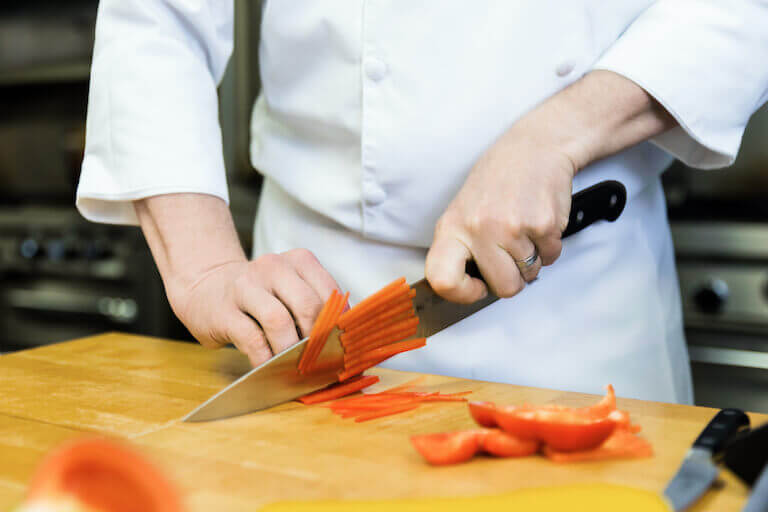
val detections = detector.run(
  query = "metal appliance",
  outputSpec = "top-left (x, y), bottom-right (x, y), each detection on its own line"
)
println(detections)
top-left (664, 104), bottom-right (768, 413)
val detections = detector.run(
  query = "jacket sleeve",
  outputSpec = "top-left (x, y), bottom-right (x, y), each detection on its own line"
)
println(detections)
top-left (592, 0), bottom-right (768, 169)
top-left (76, 0), bottom-right (234, 225)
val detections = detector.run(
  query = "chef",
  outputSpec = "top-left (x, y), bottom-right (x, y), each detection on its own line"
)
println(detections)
top-left (77, 1), bottom-right (768, 404)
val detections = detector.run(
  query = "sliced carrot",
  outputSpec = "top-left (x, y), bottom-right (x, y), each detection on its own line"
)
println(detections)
top-left (344, 317), bottom-right (420, 353)
top-left (340, 300), bottom-right (415, 342)
top-left (305, 291), bottom-right (348, 370)
top-left (339, 290), bottom-right (416, 338)
top-left (343, 327), bottom-right (420, 359)
top-left (344, 338), bottom-right (426, 367)
top-left (298, 375), bottom-right (379, 405)
top-left (353, 402), bottom-right (421, 422)
top-left (337, 278), bottom-right (408, 328)
top-left (382, 376), bottom-right (427, 393)
top-left (298, 290), bottom-right (339, 373)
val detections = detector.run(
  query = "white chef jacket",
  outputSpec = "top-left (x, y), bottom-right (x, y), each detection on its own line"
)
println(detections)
top-left (77, 1), bottom-right (768, 404)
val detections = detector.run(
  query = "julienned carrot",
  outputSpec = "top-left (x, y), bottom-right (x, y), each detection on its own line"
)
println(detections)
top-left (299, 290), bottom-right (348, 374)
top-left (298, 375), bottom-right (379, 404)
top-left (344, 326), bottom-right (420, 358)
top-left (344, 317), bottom-right (420, 352)
top-left (298, 290), bottom-right (338, 373)
top-left (344, 338), bottom-right (426, 368)
top-left (338, 355), bottom-right (391, 381)
top-left (383, 376), bottom-right (427, 393)
top-left (338, 278), bottom-right (408, 328)
top-left (340, 288), bottom-right (416, 335)
top-left (340, 300), bottom-right (415, 342)
top-left (353, 402), bottom-right (421, 422)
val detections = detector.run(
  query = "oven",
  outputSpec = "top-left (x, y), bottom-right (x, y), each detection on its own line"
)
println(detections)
top-left (664, 103), bottom-right (768, 413)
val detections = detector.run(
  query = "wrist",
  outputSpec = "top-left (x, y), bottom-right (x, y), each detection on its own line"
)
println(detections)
top-left (519, 70), bottom-right (675, 173)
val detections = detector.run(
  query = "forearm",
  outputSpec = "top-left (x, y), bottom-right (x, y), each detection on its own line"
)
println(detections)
top-left (134, 193), bottom-right (247, 295)
top-left (514, 70), bottom-right (677, 173)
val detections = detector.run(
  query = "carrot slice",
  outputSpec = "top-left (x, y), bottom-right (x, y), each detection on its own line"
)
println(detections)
top-left (353, 402), bottom-right (421, 422)
top-left (344, 338), bottom-right (426, 367)
top-left (383, 376), bottom-right (427, 393)
top-left (340, 301), bottom-right (415, 342)
top-left (337, 278), bottom-right (407, 328)
top-left (343, 326), bottom-right (420, 359)
top-left (298, 290), bottom-right (339, 373)
top-left (26, 438), bottom-right (182, 512)
top-left (298, 375), bottom-right (379, 405)
top-left (337, 355), bottom-right (390, 381)
top-left (344, 317), bottom-right (420, 353)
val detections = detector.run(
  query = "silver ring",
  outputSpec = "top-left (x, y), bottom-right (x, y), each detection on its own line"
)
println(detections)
top-left (515, 247), bottom-right (539, 273)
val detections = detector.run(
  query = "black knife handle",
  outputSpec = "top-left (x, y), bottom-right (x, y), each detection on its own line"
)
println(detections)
top-left (725, 422), bottom-right (768, 487)
top-left (694, 408), bottom-right (750, 456)
top-left (465, 180), bottom-right (627, 280)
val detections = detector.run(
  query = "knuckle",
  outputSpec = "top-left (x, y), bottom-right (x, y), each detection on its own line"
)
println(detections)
top-left (260, 303), bottom-right (293, 331)
top-left (529, 213), bottom-right (558, 238)
top-left (427, 273), bottom-right (459, 296)
top-left (254, 253), bottom-right (283, 271)
top-left (493, 278), bottom-right (524, 298)
top-left (286, 248), bottom-right (317, 266)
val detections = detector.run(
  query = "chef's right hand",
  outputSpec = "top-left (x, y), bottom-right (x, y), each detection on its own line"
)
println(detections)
top-left (134, 193), bottom-right (340, 367)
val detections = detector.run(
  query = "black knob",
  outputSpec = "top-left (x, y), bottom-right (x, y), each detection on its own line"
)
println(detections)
top-left (694, 279), bottom-right (729, 315)
top-left (83, 239), bottom-right (112, 261)
top-left (45, 239), bottom-right (79, 262)
top-left (19, 238), bottom-right (43, 260)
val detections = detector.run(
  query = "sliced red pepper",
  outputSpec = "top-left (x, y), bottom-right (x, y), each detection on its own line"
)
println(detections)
top-left (411, 429), bottom-right (539, 465)
top-left (297, 375), bottom-right (379, 405)
top-left (411, 431), bottom-right (483, 465)
top-left (468, 401), bottom-right (498, 428)
top-left (543, 427), bottom-right (653, 463)
top-left (480, 429), bottom-right (540, 458)
top-left (533, 411), bottom-right (617, 452)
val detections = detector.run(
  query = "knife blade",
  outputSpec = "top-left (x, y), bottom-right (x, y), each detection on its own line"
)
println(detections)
top-left (663, 408), bottom-right (750, 511)
top-left (183, 180), bottom-right (627, 422)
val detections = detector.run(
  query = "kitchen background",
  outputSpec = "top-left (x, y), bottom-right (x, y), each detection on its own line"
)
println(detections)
top-left (2, 1), bottom-right (767, 412)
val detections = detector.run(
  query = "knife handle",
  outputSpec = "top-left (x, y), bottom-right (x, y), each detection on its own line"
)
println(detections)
top-left (693, 408), bottom-right (750, 456)
top-left (465, 180), bottom-right (627, 280)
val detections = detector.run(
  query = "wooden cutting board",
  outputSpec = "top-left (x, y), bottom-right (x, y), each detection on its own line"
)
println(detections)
top-left (0, 333), bottom-right (764, 511)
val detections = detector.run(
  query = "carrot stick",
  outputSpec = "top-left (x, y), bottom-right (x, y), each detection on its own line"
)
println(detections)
top-left (344, 325), bottom-right (420, 357)
top-left (299, 290), bottom-right (346, 373)
top-left (353, 403), bottom-right (421, 422)
top-left (340, 301), bottom-right (415, 342)
top-left (382, 376), bottom-right (427, 393)
top-left (297, 375), bottom-right (379, 404)
top-left (337, 354), bottom-right (390, 381)
top-left (340, 288), bottom-right (416, 332)
top-left (344, 338), bottom-right (426, 367)
top-left (344, 317), bottom-right (420, 352)
top-left (337, 278), bottom-right (408, 328)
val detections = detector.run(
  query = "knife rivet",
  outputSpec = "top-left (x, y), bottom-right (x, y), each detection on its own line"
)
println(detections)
top-left (610, 194), bottom-right (618, 207)
top-left (576, 210), bottom-right (584, 223)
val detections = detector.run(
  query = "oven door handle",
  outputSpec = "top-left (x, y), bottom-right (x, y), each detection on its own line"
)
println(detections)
top-left (688, 345), bottom-right (768, 371)
top-left (5, 288), bottom-right (138, 323)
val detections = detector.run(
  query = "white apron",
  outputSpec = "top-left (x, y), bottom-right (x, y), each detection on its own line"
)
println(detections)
top-left (78, 0), bottom-right (768, 403)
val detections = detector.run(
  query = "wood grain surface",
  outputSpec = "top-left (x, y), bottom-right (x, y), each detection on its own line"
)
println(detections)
top-left (0, 333), bottom-right (763, 511)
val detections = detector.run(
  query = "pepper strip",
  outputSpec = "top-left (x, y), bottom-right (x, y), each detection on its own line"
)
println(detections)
top-left (297, 375), bottom-right (379, 405)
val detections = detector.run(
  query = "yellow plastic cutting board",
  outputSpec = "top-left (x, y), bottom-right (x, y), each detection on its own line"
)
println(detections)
top-left (262, 483), bottom-right (672, 511)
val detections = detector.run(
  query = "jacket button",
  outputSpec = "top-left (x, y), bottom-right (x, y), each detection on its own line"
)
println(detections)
top-left (364, 57), bottom-right (388, 82)
top-left (363, 179), bottom-right (387, 205)
top-left (556, 61), bottom-right (575, 77)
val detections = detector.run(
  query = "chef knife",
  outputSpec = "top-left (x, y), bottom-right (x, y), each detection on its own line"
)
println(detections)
top-left (183, 180), bottom-right (627, 422)
top-left (663, 408), bottom-right (750, 511)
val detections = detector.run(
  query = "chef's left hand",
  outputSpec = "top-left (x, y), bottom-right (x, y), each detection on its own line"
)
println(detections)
top-left (426, 70), bottom-right (676, 304)
top-left (425, 120), bottom-right (575, 304)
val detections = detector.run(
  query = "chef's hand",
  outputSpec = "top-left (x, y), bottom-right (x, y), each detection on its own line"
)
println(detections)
top-left (426, 70), bottom-right (676, 303)
top-left (134, 193), bottom-right (340, 367)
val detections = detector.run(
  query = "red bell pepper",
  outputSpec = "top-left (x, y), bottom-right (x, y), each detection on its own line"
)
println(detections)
top-left (411, 429), bottom-right (539, 465)
top-left (543, 426), bottom-right (653, 463)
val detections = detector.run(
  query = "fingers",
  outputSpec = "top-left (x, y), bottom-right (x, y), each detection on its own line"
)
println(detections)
top-left (267, 265), bottom-right (325, 339)
top-left (426, 237), bottom-right (488, 304)
top-left (282, 248), bottom-right (340, 302)
top-left (236, 285), bottom-right (301, 354)
top-left (501, 236), bottom-right (542, 285)
top-left (225, 313), bottom-right (274, 367)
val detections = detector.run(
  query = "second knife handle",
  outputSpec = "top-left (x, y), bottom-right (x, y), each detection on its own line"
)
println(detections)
top-left (694, 408), bottom-right (750, 456)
